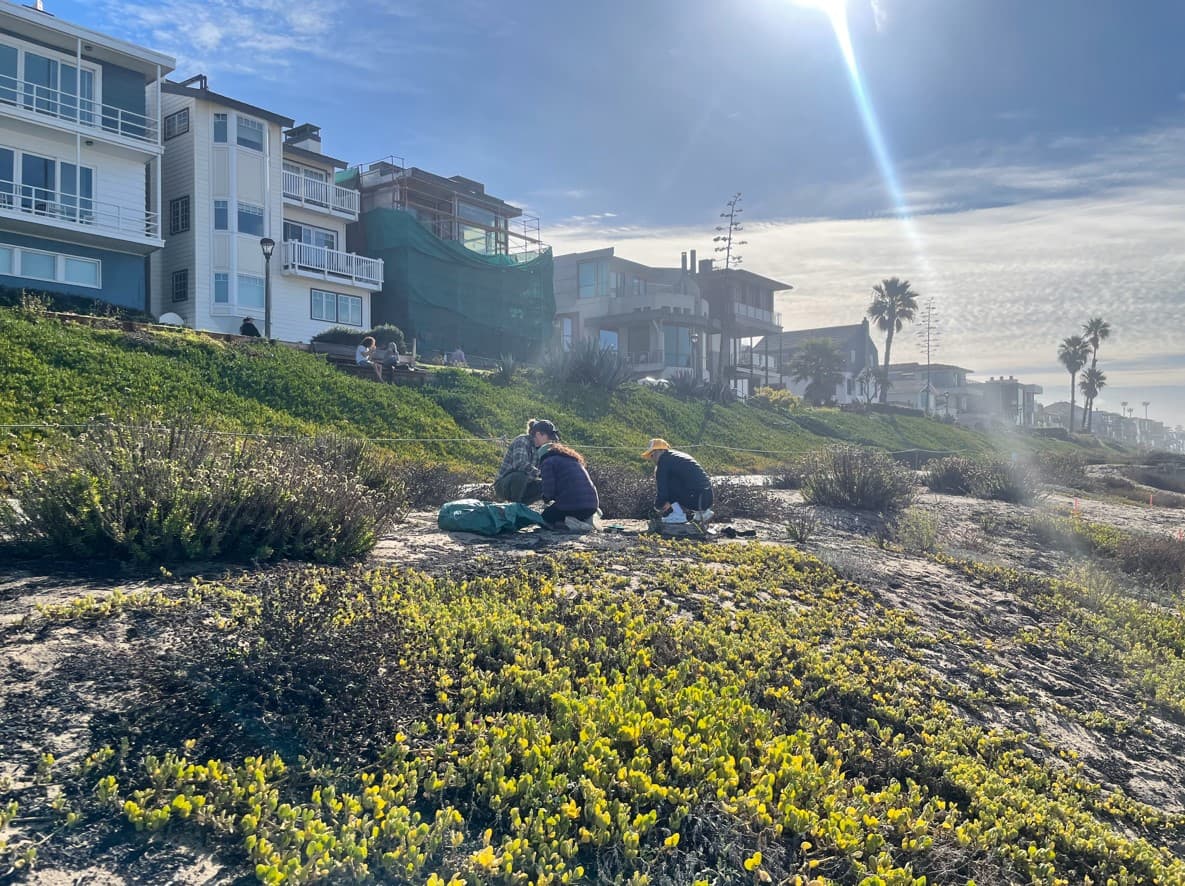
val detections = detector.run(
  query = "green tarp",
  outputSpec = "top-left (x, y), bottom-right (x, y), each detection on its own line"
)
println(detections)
top-left (437, 499), bottom-right (546, 536)
top-left (348, 207), bottom-right (555, 362)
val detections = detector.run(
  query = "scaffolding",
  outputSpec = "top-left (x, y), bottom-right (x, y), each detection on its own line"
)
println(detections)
top-left (342, 157), bottom-right (545, 261)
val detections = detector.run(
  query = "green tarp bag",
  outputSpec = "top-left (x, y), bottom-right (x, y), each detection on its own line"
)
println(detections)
top-left (437, 499), bottom-right (546, 536)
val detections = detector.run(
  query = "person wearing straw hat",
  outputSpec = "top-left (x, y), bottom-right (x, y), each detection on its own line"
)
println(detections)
top-left (641, 438), bottom-right (713, 525)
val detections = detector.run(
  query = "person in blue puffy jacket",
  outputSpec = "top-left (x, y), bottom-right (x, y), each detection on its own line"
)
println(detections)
top-left (534, 422), bottom-right (599, 528)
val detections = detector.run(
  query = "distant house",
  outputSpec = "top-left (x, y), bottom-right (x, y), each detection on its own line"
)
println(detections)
top-left (553, 247), bottom-right (719, 380)
top-left (692, 260), bottom-right (791, 397)
top-left (886, 362), bottom-right (975, 416)
top-left (0, 1), bottom-right (175, 310)
top-left (152, 75), bottom-right (382, 341)
top-left (747, 319), bottom-right (879, 404)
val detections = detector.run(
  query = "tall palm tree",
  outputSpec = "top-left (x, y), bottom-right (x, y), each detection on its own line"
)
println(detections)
top-left (1078, 367), bottom-right (1107, 433)
top-left (1142, 401), bottom-right (1150, 420)
top-left (1080, 317), bottom-right (1111, 428)
top-left (867, 277), bottom-right (919, 403)
top-left (1057, 335), bottom-right (1090, 432)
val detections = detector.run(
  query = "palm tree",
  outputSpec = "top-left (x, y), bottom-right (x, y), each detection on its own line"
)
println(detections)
top-left (1057, 335), bottom-right (1090, 432)
top-left (788, 339), bottom-right (846, 407)
top-left (1142, 401), bottom-right (1150, 420)
top-left (867, 277), bottom-right (919, 403)
top-left (1078, 367), bottom-right (1107, 432)
top-left (1080, 317), bottom-right (1111, 428)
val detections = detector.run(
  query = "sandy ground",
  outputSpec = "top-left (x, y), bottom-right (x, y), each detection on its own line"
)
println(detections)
top-left (3, 483), bottom-right (1185, 881)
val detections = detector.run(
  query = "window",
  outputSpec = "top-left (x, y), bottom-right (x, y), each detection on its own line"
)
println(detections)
top-left (561, 317), bottom-right (573, 350)
top-left (578, 261), bottom-right (608, 298)
top-left (310, 288), bottom-right (362, 326)
top-left (21, 249), bottom-right (55, 281)
top-left (632, 277), bottom-right (646, 297)
top-left (214, 272), bottom-right (229, 303)
top-left (213, 200), bottom-right (228, 231)
top-left (63, 256), bottom-right (99, 286)
top-left (213, 113), bottom-right (227, 143)
top-left (237, 202), bottom-right (264, 236)
top-left (664, 326), bottom-right (692, 368)
top-left (1, 246), bottom-right (99, 288)
top-left (283, 220), bottom-right (336, 250)
top-left (169, 196), bottom-right (190, 234)
top-left (164, 108), bottom-right (189, 139)
top-left (237, 273), bottom-right (265, 309)
top-left (599, 329), bottom-right (618, 351)
top-left (237, 116), bottom-right (264, 151)
top-left (171, 269), bottom-right (188, 303)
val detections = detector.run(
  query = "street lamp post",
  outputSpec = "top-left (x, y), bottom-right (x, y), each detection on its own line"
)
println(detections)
top-left (260, 237), bottom-right (275, 340)
top-left (690, 332), bottom-right (701, 381)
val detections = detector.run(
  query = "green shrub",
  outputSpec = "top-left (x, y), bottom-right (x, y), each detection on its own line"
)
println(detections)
top-left (493, 354), bottom-right (518, 386)
top-left (926, 456), bottom-right (1041, 504)
top-left (784, 506), bottom-right (819, 542)
top-left (543, 340), bottom-right (633, 392)
top-left (311, 323), bottom-right (406, 353)
top-left (1036, 451), bottom-right (1089, 488)
top-left (750, 386), bottom-right (801, 412)
top-left (925, 456), bottom-right (979, 495)
top-left (1, 423), bottom-right (406, 564)
top-left (713, 478), bottom-right (786, 521)
top-left (969, 459), bottom-right (1042, 504)
top-left (893, 507), bottom-right (941, 553)
top-left (585, 461), bottom-right (655, 519)
top-left (1114, 534), bottom-right (1185, 592)
top-left (0, 285), bottom-right (155, 322)
top-left (392, 460), bottom-right (479, 509)
top-left (801, 445), bottom-right (915, 514)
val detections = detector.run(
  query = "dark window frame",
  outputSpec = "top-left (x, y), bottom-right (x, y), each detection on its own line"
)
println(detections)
top-left (169, 195), bottom-right (190, 235)
top-left (171, 268), bottom-right (189, 303)
top-left (163, 108), bottom-right (190, 140)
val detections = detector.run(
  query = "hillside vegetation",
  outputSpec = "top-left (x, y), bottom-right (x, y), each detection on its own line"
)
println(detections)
top-left (2, 309), bottom-right (1037, 477)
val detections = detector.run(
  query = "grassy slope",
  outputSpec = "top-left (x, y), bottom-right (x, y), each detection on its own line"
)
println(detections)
top-left (1, 309), bottom-right (1054, 474)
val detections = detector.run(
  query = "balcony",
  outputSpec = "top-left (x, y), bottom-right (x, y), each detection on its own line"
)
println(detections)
top-left (732, 302), bottom-right (781, 326)
top-left (282, 169), bottom-right (359, 218)
top-left (0, 180), bottom-right (160, 249)
top-left (281, 240), bottom-right (383, 290)
top-left (0, 74), bottom-right (158, 148)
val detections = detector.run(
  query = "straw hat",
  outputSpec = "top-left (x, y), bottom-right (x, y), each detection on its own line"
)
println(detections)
top-left (641, 437), bottom-right (670, 458)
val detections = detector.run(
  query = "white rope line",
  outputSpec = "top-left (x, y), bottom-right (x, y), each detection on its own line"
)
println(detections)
top-left (0, 422), bottom-right (976, 458)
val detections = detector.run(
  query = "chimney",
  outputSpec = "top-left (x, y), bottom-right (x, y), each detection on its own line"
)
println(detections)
top-left (284, 123), bottom-right (323, 153)
top-left (681, 252), bottom-right (688, 273)
top-left (689, 249), bottom-right (697, 273)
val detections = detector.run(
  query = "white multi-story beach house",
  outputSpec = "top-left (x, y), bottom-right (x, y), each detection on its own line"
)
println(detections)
top-left (152, 75), bottom-right (382, 341)
top-left (0, 0), bottom-right (174, 309)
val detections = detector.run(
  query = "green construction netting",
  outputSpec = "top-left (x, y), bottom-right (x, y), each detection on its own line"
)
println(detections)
top-left (349, 206), bottom-right (554, 362)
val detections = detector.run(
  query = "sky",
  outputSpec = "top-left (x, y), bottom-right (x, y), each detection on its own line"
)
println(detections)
top-left (53, 0), bottom-right (1185, 427)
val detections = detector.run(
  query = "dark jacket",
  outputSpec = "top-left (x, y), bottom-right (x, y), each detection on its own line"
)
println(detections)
top-left (654, 449), bottom-right (711, 509)
top-left (540, 450), bottom-right (599, 512)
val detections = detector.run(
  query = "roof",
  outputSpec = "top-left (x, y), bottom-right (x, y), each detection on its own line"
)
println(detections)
top-left (0, 0), bottom-right (175, 76)
top-left (888, 362), bottom-right (974, 375)
top-left (700, 267), bottom-right (793, 293)
top-left (162, 77), bottom-right (294, 127)
top-left (754, 323), bottom-right (870, 352)
top-left (283, 144), bottom-right (348, 170)
top-left (402, 167), bottom-right (522, 217)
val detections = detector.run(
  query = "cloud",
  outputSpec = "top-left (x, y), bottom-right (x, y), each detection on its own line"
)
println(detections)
top-left (530, 188), bottom-right (592, 200)
top-left (869, 0), bottom-right (889, 31)
top-left (98, 0), bottom-right (450, 81)
top-left (546, 150), bottom-right (1185, 426)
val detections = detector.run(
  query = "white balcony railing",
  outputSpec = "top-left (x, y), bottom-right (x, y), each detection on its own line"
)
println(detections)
top-left (281, 169), bottom-right (359, 216)
top-left (0, 180), bottom-right (159, 239)
top-left (732, 303), bottom-right (781, 327)
top-left (282, 240), bottom-right (383, 289)
top-left (0, 74), bottom-right (158, 145)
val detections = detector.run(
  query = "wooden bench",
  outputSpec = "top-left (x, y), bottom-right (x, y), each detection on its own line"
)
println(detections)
top-left (310, 342), bottom-right (419, 381)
